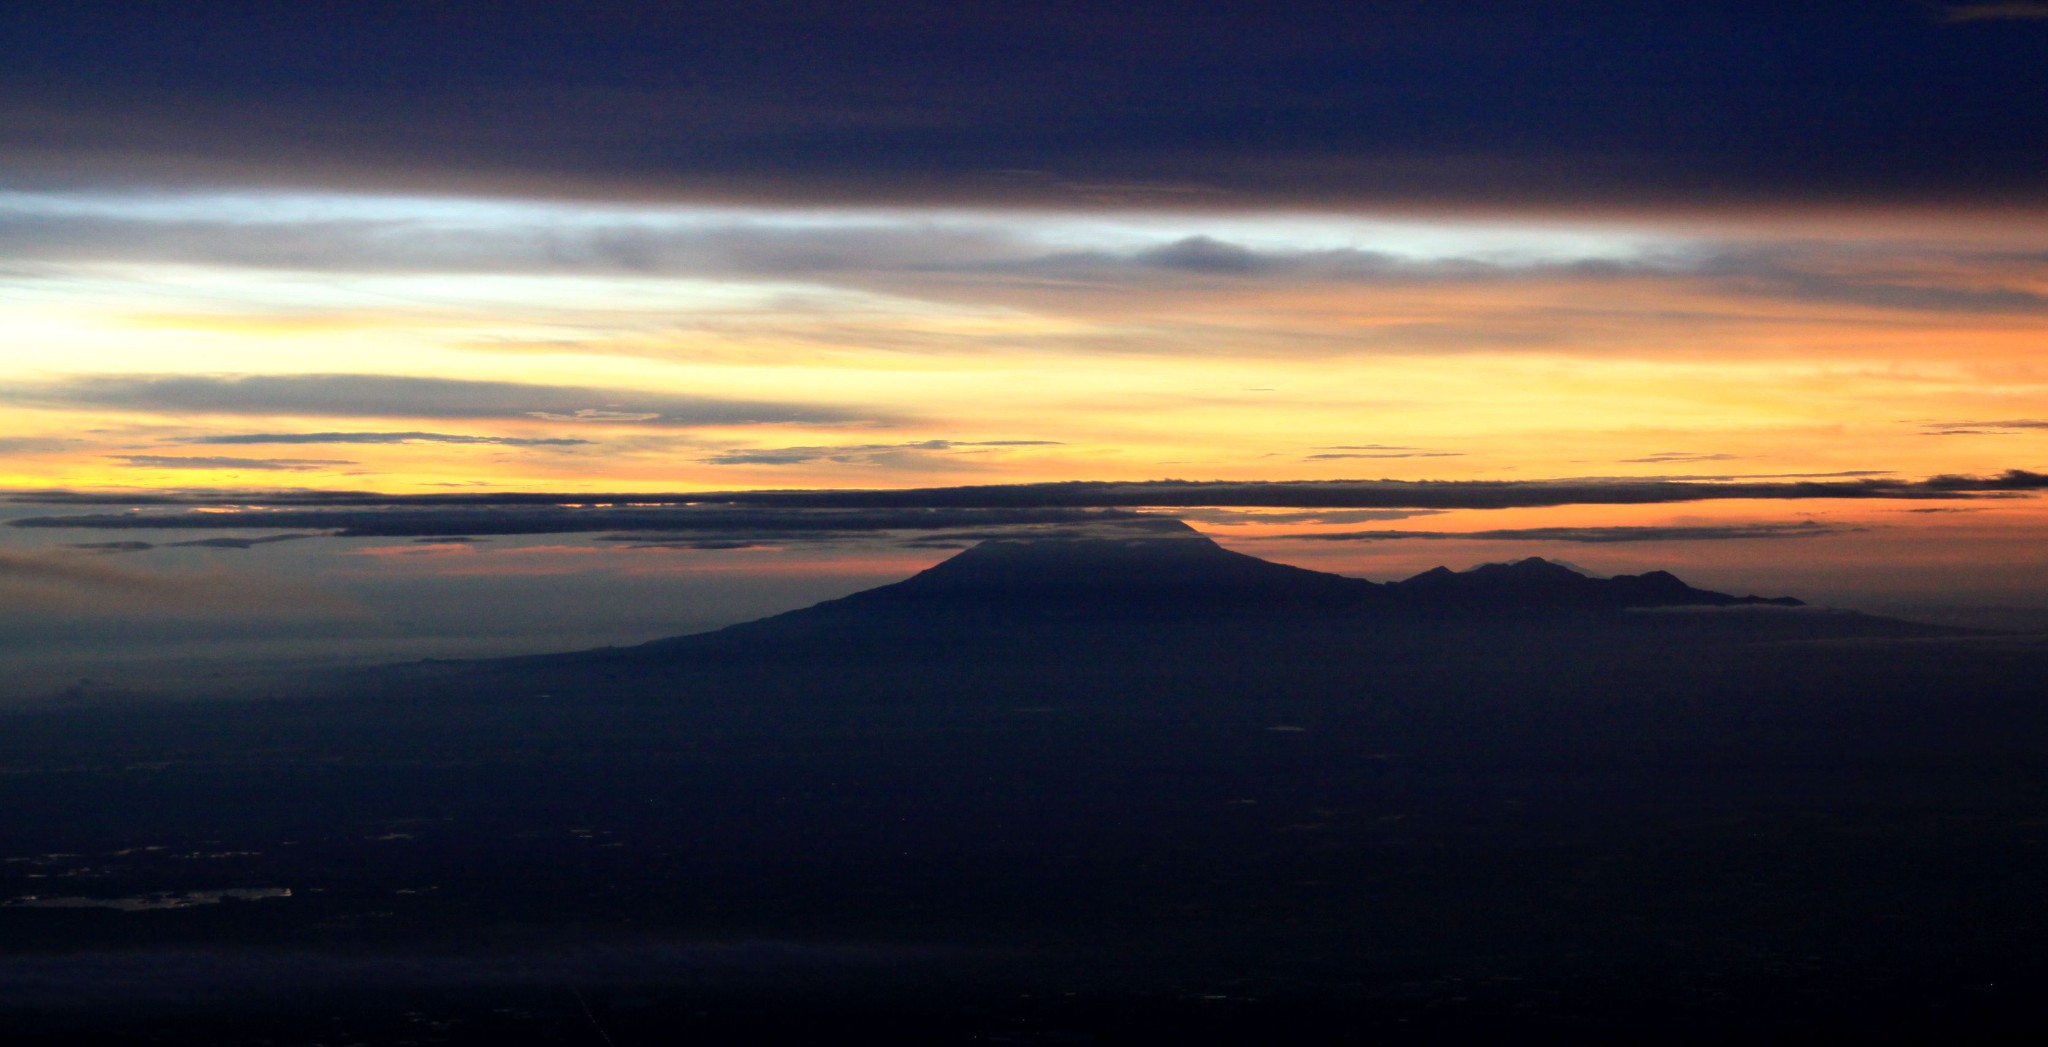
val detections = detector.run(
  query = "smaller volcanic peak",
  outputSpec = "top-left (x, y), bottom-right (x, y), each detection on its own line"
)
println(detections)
top-left (1390, 557), bottom-right (1803, 613)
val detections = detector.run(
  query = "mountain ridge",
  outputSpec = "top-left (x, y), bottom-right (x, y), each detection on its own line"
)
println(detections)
top-left (780, 525), bottom-right (1803, 618)
top-left (343, 525), bottom-right (1960, 707)
top-left (577, 527), bottom-right (1864, 670)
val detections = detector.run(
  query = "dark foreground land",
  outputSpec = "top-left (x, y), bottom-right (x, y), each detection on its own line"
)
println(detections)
top-left (5, 535), bottom-right (2048, 1043)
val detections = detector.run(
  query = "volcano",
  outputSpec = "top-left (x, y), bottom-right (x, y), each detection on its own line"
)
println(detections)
top-left (610, 522), bottom-right (1856, 651)
top-left (361, 524), bottom-right (1942, 709)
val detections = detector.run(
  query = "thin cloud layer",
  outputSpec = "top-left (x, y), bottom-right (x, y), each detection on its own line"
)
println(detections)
top-left (8, 211), bottom-right (2048, 324)
top-left (112, 455), bottom-right (356, 472)
top-left (9, 506), bottom-right (1159, 539)
top-left (1921, 419), bottom-right (2048, 435)
top-left (61, 534), bottom-right (315, 553)
top-left (8, 471), bottom-right (2043, 532)
top-left (667, 471), bottom-right (2048, 511)
top-left (700, 440), bottom-right (1060, 466)
top-left (1618, 453), bottom-right (1744, 464)
top-left (2, 374), bottom-right (873, 427)
top-left (1304, 450), bottom-right (1463, 461)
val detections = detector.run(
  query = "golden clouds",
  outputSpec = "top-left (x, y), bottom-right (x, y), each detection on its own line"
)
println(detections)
top-left (0, 198), bottom-right (2043, 498)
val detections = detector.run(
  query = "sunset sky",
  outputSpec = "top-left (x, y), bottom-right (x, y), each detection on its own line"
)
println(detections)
top-left (4, 2), bottom-right (2046, 690)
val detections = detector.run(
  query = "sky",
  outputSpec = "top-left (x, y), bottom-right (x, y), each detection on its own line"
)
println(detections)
top-left (3, 2), bottom-right (2047, 696)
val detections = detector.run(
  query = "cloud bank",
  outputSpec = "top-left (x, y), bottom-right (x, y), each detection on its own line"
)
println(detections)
top-left (7, 471), bottom-right (2041, 538)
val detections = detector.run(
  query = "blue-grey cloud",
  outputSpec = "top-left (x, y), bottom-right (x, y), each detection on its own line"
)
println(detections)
top-left (1175, 508), bottom-right (1448, 526)
top-left (186, 431), bottom-right (591, 447)
top-left (0, 212), bottom-right (1026, 277)
top-left (61, 534), bottom-right (314, 553)
top-left (1304, 451), bottom-right (1463, 461)
top-left (1135, 235), bottom-right (1265, 273)
top-left (1921, 419), bottom-right (2048, 435)
top-left (112, 455), bottom-right (355, 471)
top-left (0, 436), bottom-right (78, 454)
top-left (1617, 452), bottom-right (1744, 464)
top-left (63, 541), bottom-right (154, 554)
top-left (3, 374), bottom-right (873, 427)
top-left (700, 439), bottom-right (1060, 466)
top-left (168, 534), bottom-right (319, 549)
top-left (8, 210), bottom-right (2048, 325)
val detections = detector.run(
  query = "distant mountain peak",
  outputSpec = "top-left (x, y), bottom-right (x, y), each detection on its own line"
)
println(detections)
top-left (1464, 557), bottom-right (1587, 579)
top-left (584, 534), bottom-right (1915, 670)
top-left (834, 540), bottom-right (1801, 620)
top-left (1383, 554), bottom-right (1800, 612)
top-left (869, 524), bottom-right (1376, 610)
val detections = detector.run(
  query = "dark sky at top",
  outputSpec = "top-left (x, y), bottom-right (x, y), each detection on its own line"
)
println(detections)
top-left (5, 0), bottom-right (2046, 210)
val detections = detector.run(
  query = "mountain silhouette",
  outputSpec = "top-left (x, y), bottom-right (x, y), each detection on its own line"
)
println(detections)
top-left (366, 524), bottom-right (1934, 699)
top-left (1384, 553), bottom-right (1802, 613)
top-left (641, 522), bottom-right (1805, 637)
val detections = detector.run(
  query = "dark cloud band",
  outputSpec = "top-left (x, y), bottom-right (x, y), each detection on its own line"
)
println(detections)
top-left (10, 506), bottom-right (1158, 539)
top-left (6, 470), bottom-right (2042, 537)
top-left (6, 4), bottom-right (2047, 210)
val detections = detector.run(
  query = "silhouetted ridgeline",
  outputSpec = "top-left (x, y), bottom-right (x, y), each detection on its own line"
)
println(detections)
top-left (411, 525), bottom-right (1924, 677)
